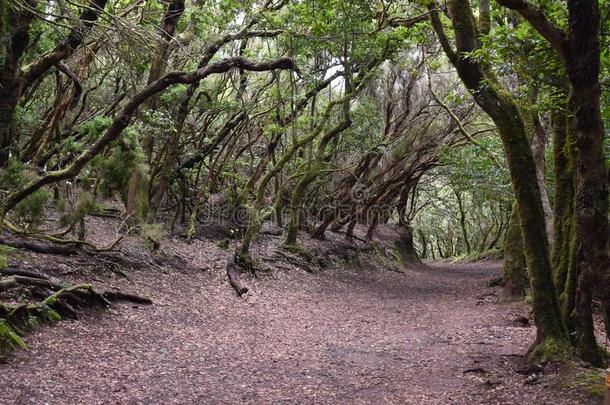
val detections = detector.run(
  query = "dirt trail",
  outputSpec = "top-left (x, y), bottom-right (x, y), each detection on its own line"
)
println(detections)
top-left (0, 255), bottom-right (591, 404)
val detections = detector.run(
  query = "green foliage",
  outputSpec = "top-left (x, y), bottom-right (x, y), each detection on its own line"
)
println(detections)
top-left (413, 132), bottom-right (511, 259)
top-left (97, 148), bottom-right (143, 200)
top-left (216, 238), bottom-right (230, 250)
top-left (77, 116), bottom-right (113, 141)
top-left (140, 223), bottom-right (163, 250)
top-left (438, 136), bottom-right (510, 201)
top-left (0, 161), bottom-right (50, 227)
top-left (59, 191), bottom-right (97, 238)
top-left (14, 190), bottom-right (51, 228)
top-left (62, 116), bottom-right (114, 158)
top-left (339, 96), bottom-right (383, 153)
top-left (0, 245), bottom-right (17, 270)
top-left (0, 160), bottom-right (28, 190)
top-left (0, 320), bottom-right (26, 356)
top-left (13, 106), bottom-right (42, 138)
top-left (453, 246), bottom-right (503, 262)
top-left (159, 84), bottom-right (188, 106)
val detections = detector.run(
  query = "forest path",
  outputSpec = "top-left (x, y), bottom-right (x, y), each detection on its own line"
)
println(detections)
top-left (0, 260), bottom-right (587, 404)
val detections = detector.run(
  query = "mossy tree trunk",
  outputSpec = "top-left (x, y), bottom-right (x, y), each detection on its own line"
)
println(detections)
top-left (395, 224), bottom-right (421, 266)
top-left (0, 3), bottom-right (34, 167)
top-left (430, 1), bottom-right (568, 349)
top-left (239, 92), bottom-right (354, 258)
top-left (285, 100), bottom-right (352, 247)
top-left (311, 150), bottom-right (381, 240)
top-left (531, 116), bottom-right (554, 243)
top-left (454, 189), bottom-right (471, 255)
top-left (0, 58), bottom-right (300, 231)
top-left (550, 103), bottom-right (577, 294)
top-left (499, 0), bottom-right (609, 367)
top-left (567, 3), bottom-right (608, 366)
top-left (502, 204), bottom-right (527, 300)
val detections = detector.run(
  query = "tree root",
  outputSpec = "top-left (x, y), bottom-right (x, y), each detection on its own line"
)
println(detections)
top-left (0, 273), bottom-right (152, 305)
top-left (274, 249), bottom-right (315, 273)
top-left (0, 269), bottom-right (152, 358)
top-left (2, 219), bottom-right (124, 253)
top-left (102, 291), bottom-right (153, 304)
top-left (0, 267), bottom-right (48, 279)
top-left (226, 255), bottom-right (249, 297)
top-left (0, 237), bottom-right (79, 255)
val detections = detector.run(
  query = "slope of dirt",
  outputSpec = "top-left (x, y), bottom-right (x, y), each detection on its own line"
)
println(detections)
top-left (0, 220), bottom-right (600, 404)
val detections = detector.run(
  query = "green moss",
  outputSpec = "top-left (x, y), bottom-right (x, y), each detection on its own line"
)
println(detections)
top-left (25, 315), bottom-right (40, 330)
top-left (140, 223), bottom-right (163, 250)
top-left (389, 248), bottom-right (402, 264)
top-left (0, 245), bottom-right (17, 269)
top-left (216, 239), bottom-right (230, 250)
top-left (559, 369), bottom-right (606, 398)
top-left (0, 320), bottom-right (26, 356)
top-left (0, 299), bottom-right (65, 359)
top-left (38, 306), bottom-right (61, 323)
top-left (529, 336), bottom-right (574, 363)
top-left (282, 244), bottom-right (314, 263)
top-left (235, 252), bottom-right (256, 272)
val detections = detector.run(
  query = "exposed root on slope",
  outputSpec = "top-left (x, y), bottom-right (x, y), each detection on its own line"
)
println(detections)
top-left (0, 267), bottom-right (151, 359)
top-left (226, 255), bottom-right (249, 297)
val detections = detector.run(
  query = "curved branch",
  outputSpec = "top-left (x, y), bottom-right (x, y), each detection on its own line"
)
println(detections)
top-left (56, 62), bottom-right (83, 109)
top-left (0, 57), bottom-right (300, 218)
top-left (495, 0), bottom-right (568, 60)
top-left (22, 0), bottom-right (109, 86)
top-left (428, 3), bottom-right (458, 65)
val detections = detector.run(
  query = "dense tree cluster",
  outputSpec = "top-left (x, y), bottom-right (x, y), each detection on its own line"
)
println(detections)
top-left (0, 0), bottom-right (608, 365)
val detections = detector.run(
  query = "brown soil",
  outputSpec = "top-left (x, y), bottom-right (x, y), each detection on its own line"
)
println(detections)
top-left (0, 219), bottom-right (600, 404)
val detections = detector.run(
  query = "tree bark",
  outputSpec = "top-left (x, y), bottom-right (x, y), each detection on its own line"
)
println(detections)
top-left (498, 0), bottom-right (609, 367)
top-left (566, 0), bottom-right (608, 367)
top-left (502, 205), bottom-right (527, 300)
top-left (531, 115), bottom-right (553, 243)
top-left (454, 189), bottom-right (471, 254)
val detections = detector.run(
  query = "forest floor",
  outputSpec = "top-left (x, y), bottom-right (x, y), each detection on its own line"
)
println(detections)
top-left (0, 216), bottom-right (604, 404)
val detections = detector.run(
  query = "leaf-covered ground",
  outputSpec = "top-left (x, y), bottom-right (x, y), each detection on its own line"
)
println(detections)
top-left (0, 220), bottom-right (600, 404)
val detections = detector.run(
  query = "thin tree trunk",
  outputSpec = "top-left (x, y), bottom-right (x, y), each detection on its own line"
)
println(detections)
top-left (454, 189), bottom-right (471, 254)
